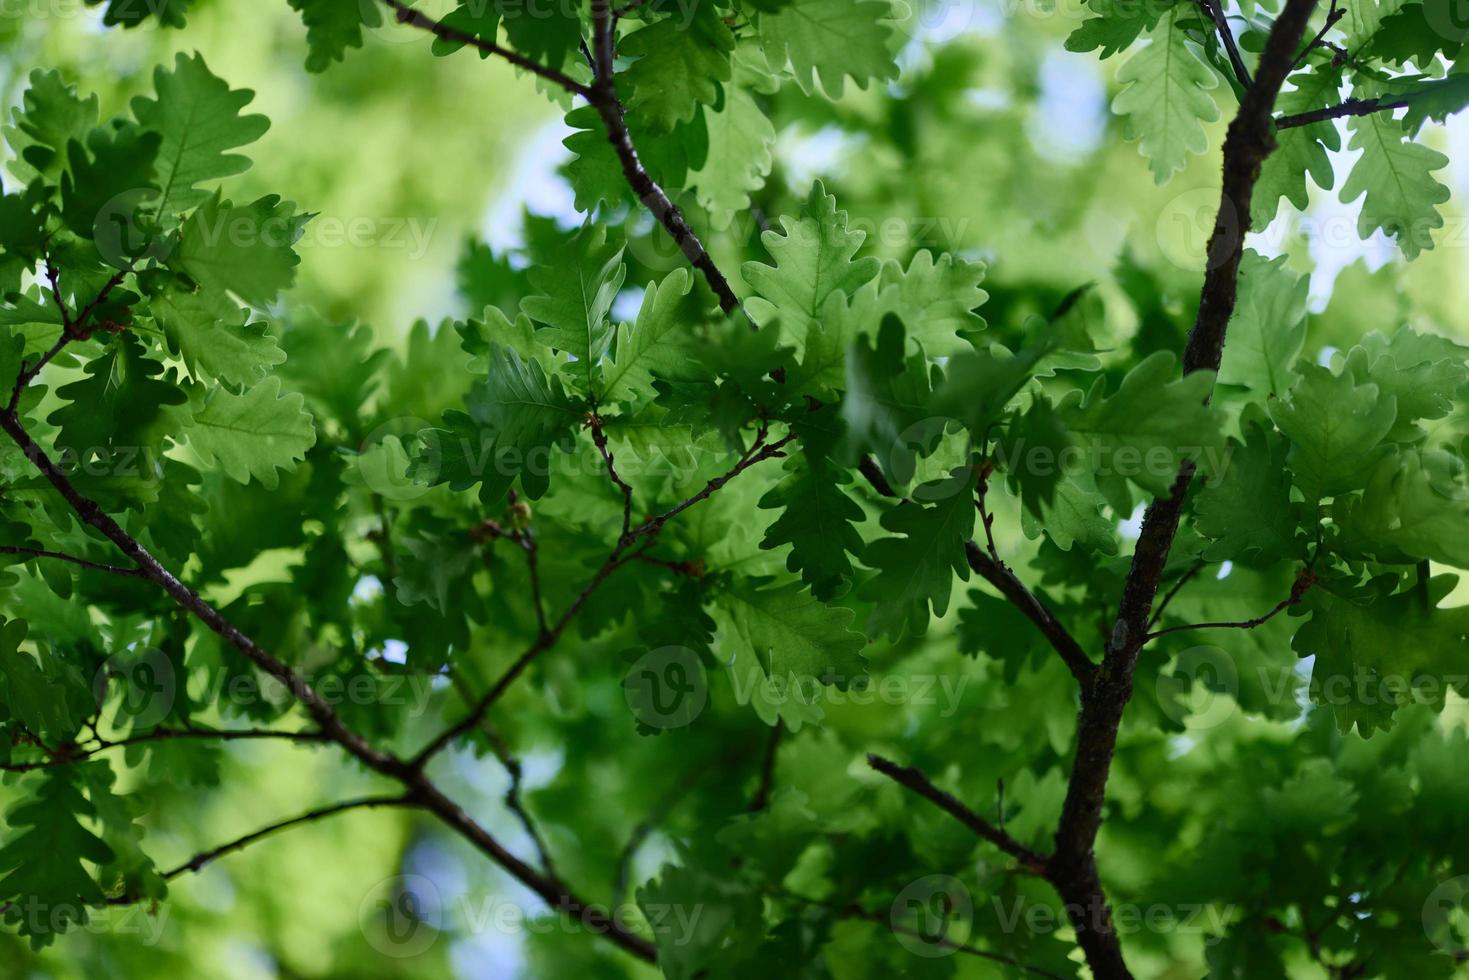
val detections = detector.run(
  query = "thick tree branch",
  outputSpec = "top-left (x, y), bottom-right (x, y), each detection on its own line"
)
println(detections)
top-left (868, 754), bottom-right (1049, 875)
top-left (1047, 4), bottom-right (1320, 977)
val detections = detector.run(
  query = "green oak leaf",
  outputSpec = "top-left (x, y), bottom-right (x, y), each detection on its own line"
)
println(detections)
top-left (714, 578), bottom-right (868, 687)
top-left (0, 768), bottom-right (114, 949)
top-left (757, 0), bottom-right (899, 98)
top-left (150, 285), bottom-right (285, 389)
top-left (1270, 362), bottom-right (1398, 500)
top-left (130, 53), bottom-right (270, 217)
top-left (858, 468), bottom-right (977, 640)
top-left (620, 6), bottom-right (735, 132)
top-left (289, 0), bottom-right (383, 72)
top-left (415, 343), bottom-right (580, 502)
top-left (1340, 110), bottom-right (1449, 259)
top-left (1111, 5), bottom-right (1221, 184)
top-left (520, 224), bottom-right (625, 397)
top-left (174, 193), bottom-right (309, 307)
top-left (743, 181), bottom-right (881, 345)
top-left (1217, 251), bottom-right (1307, 399)
top-left (1195, 421), bottom-right (1302, 565)
top-left (181, 376), bottom-right (317, 489)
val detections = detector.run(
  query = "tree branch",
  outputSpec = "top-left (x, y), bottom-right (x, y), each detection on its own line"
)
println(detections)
top-left (382, 0), bottom-right (742, 314)
top-left (154, 795), bottom-right (416, 882)
top-left (1292, 0), bottom-right (1344, 69)
top-left (965, 542), bottom-right (1096, 684)
top-left (1145, 569), bottom-right (1316, 641)
top-left (1197, 0), bottom-right (1252, 89)
top-left (411, 426), bottom-right (793, 767)
top-left (747, 721), bottom-right (783, 813)
top-left (854, 455), bottom-right (1093, 684)
top-left (773, 885), bottom-right (1067, 978)
top-left (0, 726), bottom-right (329, 773)
top-left (1275, 95), bottom-right (1408, 130)
top-left (1047, 4), bottom-right (1320, 976)
top-left (0, 386), bottom-right (657, 963)
top-left (1147, 559), bottom-right (1206, 628)
top-left (868, 754), bottom-right (1049, 875)
top-left (585, 0), bottom-right (743, 313)
top-left (588, 413), bottom-right (635, 541)
top-left (0, 546), bottom-right (146, 578)
top-left (378, 0), bottom-right (589, 94)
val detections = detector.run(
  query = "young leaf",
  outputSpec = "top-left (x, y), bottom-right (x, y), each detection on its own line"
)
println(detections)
top-left (289, 0), bottom-right (383, 72)
top-left (756, 0), bottom-right (898, 98)
top-left (150, 285), bottom-right (285, 388)
top-left (1111, 5), bottom-right (1221, 183)
top-left (743, 181), bottom-right (881, 344)
top-left (130, 53), bottom-right (270, 217)
top-left (1340, 111), bottom-right (1449, 259)
top-left (619, 7), bottom-right (735, 132)
top-left (521, 225), bottom-right (625, 397)
top-left (1217, 251), bottom-right (1308, 399)
top-left (714, 578), bottom-right (868, 687)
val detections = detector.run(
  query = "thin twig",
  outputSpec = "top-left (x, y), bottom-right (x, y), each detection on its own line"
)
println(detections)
top-left (1147, 559), bottom-right (1206, 628)
top-left (0, 726), bottom-right (330, 774)
top-left (974, 460), bottom-right (1001, 561)
top-left (588, 413), bottom-right (635, 542)
top-left (747, 722), bottom-right (783, 812)
top-left (773, 888), bottom-right (1069, 980)
top-left (0, 546), bottom-right (145, 578)
top-left (1145, 570), bottom-right (1316, 641)
top-left (868, 754), bottom-right (1049, 874)
top-left (1197, 0), bottom-right (1253, 88)
top-left (378, 0), bottom-right (588, 94)
top-left (150, 795), bottom-right (416, 883)
top-left (1293, 0), bottom-right (1344, 68)
top-left (1276, 96), bottom-right (1409, 130)
top-left (411, 428), bottom-right (793, 767)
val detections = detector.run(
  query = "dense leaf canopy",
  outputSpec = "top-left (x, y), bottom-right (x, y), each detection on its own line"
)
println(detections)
top-left (2, 1), bottom-right (1469, 978)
